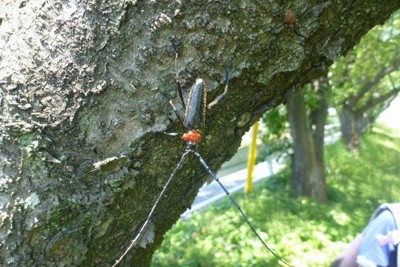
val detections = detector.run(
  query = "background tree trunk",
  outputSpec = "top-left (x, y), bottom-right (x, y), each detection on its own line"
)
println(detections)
top-left (287, 87), bottom-right (327, 202)
top-left (338, 88), bottom-right (399, 152)
top-left (287, 90), bottom-right (313, 197)
top-left (338, 106), bottom-right (361, 151)
top-left (1, 1), bottom-right (399, 266)
top-left (310, 78), bottom-right (330, 202)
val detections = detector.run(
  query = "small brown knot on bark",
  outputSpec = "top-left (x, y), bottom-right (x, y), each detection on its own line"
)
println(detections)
top-left (284, 9), bottom-right (298, 30)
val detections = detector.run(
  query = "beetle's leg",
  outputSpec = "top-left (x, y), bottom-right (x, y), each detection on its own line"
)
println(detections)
top-left (161, 92), bottom-right (184, 126)
top-left (208, 58), bottom-right (231, 108)
top-left (176, 81), bottom-right (186, 112)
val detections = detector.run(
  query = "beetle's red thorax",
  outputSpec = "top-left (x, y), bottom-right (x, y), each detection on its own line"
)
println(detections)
top-left (182, 130), bottom-right (202, 145)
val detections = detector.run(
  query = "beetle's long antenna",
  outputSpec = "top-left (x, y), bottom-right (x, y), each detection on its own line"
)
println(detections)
top-left (112, 150), bottom-right (190, 267)
top-left (171, 37), bottom-right (186, 110)
top-left (192, 151), bottom-right (294, 267)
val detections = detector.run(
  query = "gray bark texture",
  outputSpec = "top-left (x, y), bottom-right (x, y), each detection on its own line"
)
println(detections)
top-left (0, 0), bottom-right (399, 266)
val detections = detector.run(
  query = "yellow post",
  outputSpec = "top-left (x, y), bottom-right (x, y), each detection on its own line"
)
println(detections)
top-left (245, 121), bottom-right (259, 193)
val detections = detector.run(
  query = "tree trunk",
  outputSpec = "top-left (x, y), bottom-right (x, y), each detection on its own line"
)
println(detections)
top-left (338, 105), bottom-right (361, 151)
top-left (287, 87), bottom-right (327, 202)
top-left (1, 1), bottom-right (399, 266)
top-left (310, 78), bottom-right (330, 202)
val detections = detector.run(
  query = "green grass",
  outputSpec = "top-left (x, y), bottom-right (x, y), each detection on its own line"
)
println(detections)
top-left (151, 126), bottom-right (400, 267)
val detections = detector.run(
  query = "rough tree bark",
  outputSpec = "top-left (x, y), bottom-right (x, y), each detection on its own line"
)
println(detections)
top-left (1, 1), bottom-right (399, 266)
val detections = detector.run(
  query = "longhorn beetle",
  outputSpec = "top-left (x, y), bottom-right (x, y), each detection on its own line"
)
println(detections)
top-left (112, 60), bottom-right (293, 267)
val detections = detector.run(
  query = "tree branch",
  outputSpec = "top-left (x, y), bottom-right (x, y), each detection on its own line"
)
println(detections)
top-left (356, 87), bottom-right (400, 116)
top-left (350, 63), bottom-right (400, 106)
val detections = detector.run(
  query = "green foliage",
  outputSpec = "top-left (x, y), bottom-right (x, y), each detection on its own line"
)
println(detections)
top-left (330, 11), bottom-right (400, 111)
top-left (152, 127), bottom-right (400, 267)
top-left (259, 106), bottom-right (291, 158)
top-left (260, 11), bottom-right (400, 157)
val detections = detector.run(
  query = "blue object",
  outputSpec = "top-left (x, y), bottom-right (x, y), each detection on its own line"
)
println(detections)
top-left (357, 209), bottom-right (398, 267)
